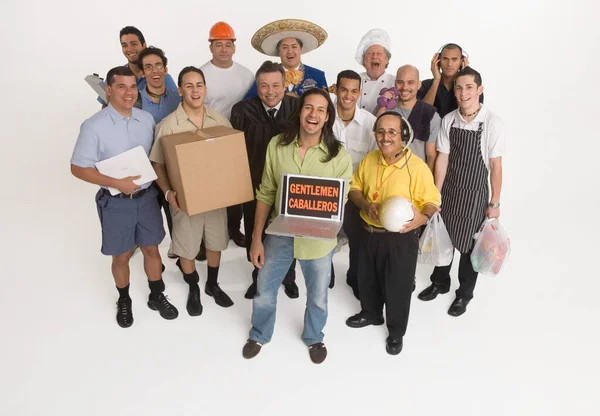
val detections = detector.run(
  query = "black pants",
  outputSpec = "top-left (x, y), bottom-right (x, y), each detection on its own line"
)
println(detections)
top-left (342, 199), bottom-right (362, 288)
top-left (227, 203), bottom-right (243, 235)
top-left (154, 183), bottom-right (172, 237)
top-left (358, 224), bottom-right (419, 338)
top-left (243, 199), bottom-right (296, 285)
top-left (430, 247), bottom-right (478, 300)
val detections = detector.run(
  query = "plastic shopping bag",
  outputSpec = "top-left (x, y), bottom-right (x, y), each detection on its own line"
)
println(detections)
top-left (470, 218), bottom-right (511, 276)
top-left (418, 213), bottom-right (454, 266)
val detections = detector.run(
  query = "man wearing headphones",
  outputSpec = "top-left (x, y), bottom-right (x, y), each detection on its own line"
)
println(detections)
top-left (345, 112), bottom-right (440, 355)
top-left (417, 43), bottom-right (483, 118)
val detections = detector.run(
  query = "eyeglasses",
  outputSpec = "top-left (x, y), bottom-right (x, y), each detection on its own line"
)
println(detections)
top-left (375, 129), bottom-right (400, 139)
top-left (143, 63), bottom-right (165, 71)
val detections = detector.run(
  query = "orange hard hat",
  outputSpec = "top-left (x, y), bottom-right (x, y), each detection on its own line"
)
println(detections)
top-left (209, 22), bottom-right (236, 41)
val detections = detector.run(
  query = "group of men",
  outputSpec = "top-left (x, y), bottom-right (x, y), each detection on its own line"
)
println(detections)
top-left (71, 19), bottom-right (505, 363)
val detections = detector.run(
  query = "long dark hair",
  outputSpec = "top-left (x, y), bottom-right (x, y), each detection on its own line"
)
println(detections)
top-left (278, 88), bottom-right (342, 162)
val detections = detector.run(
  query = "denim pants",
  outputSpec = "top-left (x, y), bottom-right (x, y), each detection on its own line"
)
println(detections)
top-left (249, 235), bottom-right (334, 346)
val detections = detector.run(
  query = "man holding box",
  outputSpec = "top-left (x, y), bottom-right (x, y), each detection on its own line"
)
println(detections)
top-left (150, 66), bottom-right (234, 315)
top-left (242, 88), bottom-right (353, 364)
top-left (71, 66), bottom-right (179, 328)
top-left (345, 111), bottom-right (440, 355)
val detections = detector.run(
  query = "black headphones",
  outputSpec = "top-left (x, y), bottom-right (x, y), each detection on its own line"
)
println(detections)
top-left (373, 111), bottom-right (414, 145)
top-left (437, 43), bottom-right (468, 70)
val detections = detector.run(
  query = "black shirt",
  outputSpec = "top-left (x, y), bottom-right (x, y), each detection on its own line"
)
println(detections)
top-left (231, 95), bottom-right (299, 190)
top-left (417, 78), bottom-right (484, 118)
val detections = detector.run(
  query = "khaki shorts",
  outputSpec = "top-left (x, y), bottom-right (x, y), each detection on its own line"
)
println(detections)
top-left (170, 207), bottom-right (228, 259)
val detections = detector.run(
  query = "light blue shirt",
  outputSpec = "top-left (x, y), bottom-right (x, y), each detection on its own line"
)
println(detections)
top-left (71, 103), bottom-right (156, 189)
top-left (139, 87), bottom-right (181, 123)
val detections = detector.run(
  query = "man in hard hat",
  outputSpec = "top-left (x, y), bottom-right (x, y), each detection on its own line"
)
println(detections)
top-left (244, 19), bottom-right (328, 98)
top-left (200, 21), bottom-right (255, 250)
top-left (354, 29), bottom-right (396, 115)
top-left (346, 112), bottom-right (440, 355)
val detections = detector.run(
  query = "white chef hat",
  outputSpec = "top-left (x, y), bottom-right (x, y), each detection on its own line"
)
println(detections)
top-left (355, 29), bottom-right (391, 66)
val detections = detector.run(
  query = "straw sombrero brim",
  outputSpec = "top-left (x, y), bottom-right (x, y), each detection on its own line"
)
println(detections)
top-left (251, 19), bottom-right (328, 56)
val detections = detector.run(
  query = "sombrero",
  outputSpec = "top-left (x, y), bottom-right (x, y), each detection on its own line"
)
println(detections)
top-left (251, 19), bottom-right (327, 56)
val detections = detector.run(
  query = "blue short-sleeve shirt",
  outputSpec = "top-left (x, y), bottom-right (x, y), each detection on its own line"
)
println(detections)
top-left (71, 104), bottom-right (156, 189)
top-left (139, 87), bottom-right (181, 123)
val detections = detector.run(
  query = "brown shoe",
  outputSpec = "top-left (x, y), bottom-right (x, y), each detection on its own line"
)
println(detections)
top-left (242, 340), bottom-right (262, 359)
top-left (308, 342), bottom-right (327, 364)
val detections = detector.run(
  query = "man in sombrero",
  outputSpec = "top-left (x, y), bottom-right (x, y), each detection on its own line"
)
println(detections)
top-left (244, 18), bottom-right (328, 98)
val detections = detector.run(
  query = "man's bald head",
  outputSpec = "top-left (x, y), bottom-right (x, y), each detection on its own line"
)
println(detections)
top-left (396, 64), bottom-right (420, 81)
top-left (395, 64), bottom-right (422, 105)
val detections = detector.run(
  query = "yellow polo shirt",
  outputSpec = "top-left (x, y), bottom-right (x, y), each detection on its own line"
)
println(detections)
top-left (351, 148), bottom-right (441, 227)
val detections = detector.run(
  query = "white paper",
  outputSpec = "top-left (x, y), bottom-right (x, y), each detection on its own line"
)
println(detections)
top-left (95, 146), bottom-right (157, 195)
top-left (85, 74), bottom-right (107, 103)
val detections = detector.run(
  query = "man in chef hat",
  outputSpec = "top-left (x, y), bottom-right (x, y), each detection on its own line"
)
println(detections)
top-left (355, 29), bottom-right (396, 115)
top-left (244, 18), bottom-right (329, 98)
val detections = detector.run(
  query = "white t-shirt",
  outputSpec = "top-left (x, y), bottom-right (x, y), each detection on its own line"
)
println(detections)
top-left (333, 107), bottom-right (378, 171)
top-left (437, 105), bottom-right (506, 168)
top-left (200, 61), bottom-right (254, 120)
top-left (358, 72), bottom-right (395, 115)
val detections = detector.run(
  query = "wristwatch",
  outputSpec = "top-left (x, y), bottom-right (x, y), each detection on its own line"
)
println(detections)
top-left (488, 202), bottom-right (500, 208)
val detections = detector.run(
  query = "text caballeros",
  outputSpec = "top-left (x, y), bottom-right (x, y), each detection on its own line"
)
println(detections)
top-left (288, 198), bottom-right (338, 212)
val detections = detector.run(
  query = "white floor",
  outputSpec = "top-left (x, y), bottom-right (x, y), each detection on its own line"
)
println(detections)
top-left (2, 201), bottom-right (597, 415)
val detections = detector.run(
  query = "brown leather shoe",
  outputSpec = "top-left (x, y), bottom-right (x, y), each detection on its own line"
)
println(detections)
top-left (308, 342), bottom-right (328, 364)
top-left (242, 340), bottom-right (262, 359)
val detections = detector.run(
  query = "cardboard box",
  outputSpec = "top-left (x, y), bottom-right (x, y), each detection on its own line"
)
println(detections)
top-left (160, 126), bottom-right (254, 216)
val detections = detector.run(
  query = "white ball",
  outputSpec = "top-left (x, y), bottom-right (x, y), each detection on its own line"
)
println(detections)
top-left (379, 196), bottom-right (414, 232)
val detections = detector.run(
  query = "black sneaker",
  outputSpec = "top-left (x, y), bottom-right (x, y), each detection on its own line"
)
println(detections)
top-left (116, 297), bottom-right (134, 328)
top-left (147, 293), bottom-right (179, 320)
top-left (205, 283), bottom-right (234, 308)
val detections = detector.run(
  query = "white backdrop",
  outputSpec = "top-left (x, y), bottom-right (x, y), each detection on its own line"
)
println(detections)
top-left (1, 0), bottom-right (599, 415)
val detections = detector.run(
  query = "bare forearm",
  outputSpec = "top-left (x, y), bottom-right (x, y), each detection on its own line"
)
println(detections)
top-left (426, 144), bottom-right (437, 173)
top-left (252, 200), bottom-right (272, 241)
top-left (152, 162), bottom-right (172, 194)
top-left (434, 153), bottom-right (449, 190)
top-left (349, 190), bottom-right (370, 211)
top-left (422, 79), bottom-right (440, 106)
top-left (71, 164), bottom-right (116, 188)
top-left (489, 158), bottom-right (503, 203)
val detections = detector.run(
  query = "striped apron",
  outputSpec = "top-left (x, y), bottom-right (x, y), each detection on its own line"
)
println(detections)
top-left (441, 121), bottom-right (488, 253)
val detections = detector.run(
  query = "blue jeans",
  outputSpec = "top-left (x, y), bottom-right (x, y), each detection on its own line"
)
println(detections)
top-left (249, 235), bottom-right (334, 346)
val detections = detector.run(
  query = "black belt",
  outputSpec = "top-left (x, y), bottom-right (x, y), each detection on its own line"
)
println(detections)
top-left (362, 223), bottom-right (390, 233)
top-left (102, 187), bottom-right (149, 199)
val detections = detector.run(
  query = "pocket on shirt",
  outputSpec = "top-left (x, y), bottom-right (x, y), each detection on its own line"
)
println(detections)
top-left (347, 139), bottom-right (370, 155)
